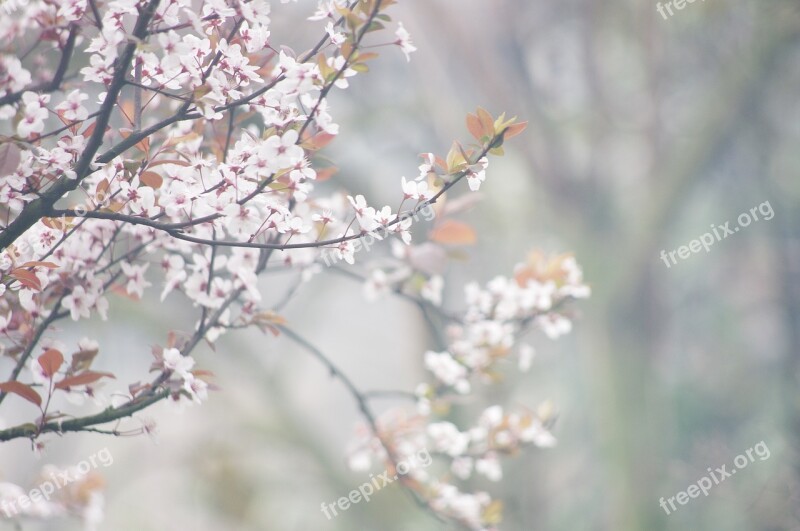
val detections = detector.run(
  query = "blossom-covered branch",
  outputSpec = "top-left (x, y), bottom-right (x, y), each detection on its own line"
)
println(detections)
top-left (0, 1), bottom-right (587, 529)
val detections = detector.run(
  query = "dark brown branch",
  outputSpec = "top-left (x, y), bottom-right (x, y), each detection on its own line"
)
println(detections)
top-left (0, 299), bottom-right (63, 406)
top-left (34, 111), bottom-right (102, 142)
top-left (88, 0), bottom-right (103, 29)
top-left (0, 390), bottom-right (169, 442)
top-left (277, 324), bottom-right (446, 524)
top-left (0, 25), bottom-right (79, 107)
top-left (0, 0), bottom-right (162, 252)
top-left (92, 2), bottom-right (359, 165)
top-left (47, 128), bottom-right (504, 254)
top-left (124, 79), bottom-right (191, 102)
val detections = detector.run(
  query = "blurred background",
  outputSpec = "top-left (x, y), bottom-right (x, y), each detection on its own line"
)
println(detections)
top-left (3, 0), bottom-right (800, 529)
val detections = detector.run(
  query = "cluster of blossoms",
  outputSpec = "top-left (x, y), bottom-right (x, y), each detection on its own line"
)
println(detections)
top-left (0, 463), bottom-right (105, 529)
top-left (0, 0), bottom-right (583, 529)
top-left (0, 0), bottom-right (423, 336)
top-left (347, 253), bottom-right (589, 529)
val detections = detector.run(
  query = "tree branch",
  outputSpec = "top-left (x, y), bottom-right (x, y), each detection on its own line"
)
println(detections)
top-left (0, 24), bottom-right (79, 107)
top-left (0, 390), bottom-right (169, 442)
top-left (0, 0), bottom-right (162, 252)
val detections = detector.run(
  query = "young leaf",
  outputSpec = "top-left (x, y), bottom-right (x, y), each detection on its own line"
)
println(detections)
top-left (10, 269), bottom-right (41, 291)
top-left (38, 348), bottom-right (64, 378)
top-left (301, 132), bottom-right (337, 151)
top-left (55, 371), bottom-right (116, 390)
top-left (445, 143), bottom-right (467, 173)
top-left (503, 121), bottom-right (528, 140)
top-left (315, 167), bottom-right (338, 182)
top-left (466, 113), bottom-right (484, 141)
top-left (429, 220), bottom-right (478, 245)
top-left (69, 347), bottom-right (99, 374)
top-left (18, 261), bottom-right (59, 269)
top-left (0, 381), bottom-right (42, 407)
top-left (139, 171), bottom-right (163, 189)
top-left (476, 107), bottom-right (494, 137)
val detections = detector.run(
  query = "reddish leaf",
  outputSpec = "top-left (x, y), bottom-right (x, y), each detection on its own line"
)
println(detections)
top-left (19, 261), bottom-right (59, 269)
top-left (315, 167), bottom-right (338, 182)
top-left (37, 348), bottom-right (64, 378)
top-left (166, 330), bottom-right (177, 349)
top-left (429, 220), bottom-right (477, 246)
top-left (41, 217), bottom-right (72, 231)
top-left (139, 171), bottom-right (163, 189)
top-left (119, 128), bottom-right (150, 153)
top-left (147, 159), bottom-right (191, 168)
top-left (97, 178), bottom-right (110, 196)
top-left (10, 269), bottom-right (41, 291)
top-left (54, 109), bottom-right (71, 127)
top-left (129, 381), bottom-right (150, 397)
top-left (302, 132), bottom-right (336, 151)
top-left (55, 371), bottom-right (115, 390)
top-left (69, 348), bottom-right (98, 373)
top-left (0, 381), bottom-right (42, 407)
top-left (466, 113), bottom-right (485, 141)
top-left (138, 136), bottom-right (151, 154)
top-left (503, 121), bottom-right (528, 140)
top-left (357, 52), bottom-right (379, 62)
top-left (81, 120), bottom-right (98, 139)
top-left (476, 107), bottom-right (494, 136)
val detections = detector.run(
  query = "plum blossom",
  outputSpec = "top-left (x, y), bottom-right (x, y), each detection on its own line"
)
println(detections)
top-left (309, 0), bottom-right (346, 21)
top-left (262, 129), bottom-right (304, 170)
top-left (418, 152), bottom-right (437, 180)
top-left (395, 23), bottom-right (417, 62)
top-left (451, 456), bottom-right (474, 480)
top-left (63, 285), bottom-right (93, 321)
top-left (162, 348), bottom-right (194, 379)
top-left (429, 483), bottom-right (492, 530)
top-left (475, 452), bottom-right (503, 481)
top-left (17, 92), bottom-right (49, 138)
top-left (424, 350), bottom-right (470, 393)
top-left (465, 157), bottom-right (489, 192)
top-left (392, 215), bottom-right (414, 245)
top-left (239, 21), bottom-right (271, 54)
top-left (0, 56), bottom-right (31, 97)
top-left (347, 194), bottom-right (379, 232)
top-left (119, 263), bottom-right (151, 298)
top-left (327, 55), bottom-right (357, 89)
top-left (183, 374), bottom-right (209, 404)
top-left (333, 237), bottom-right (356, 265)
top-left (401, 176), bottom-right (433, 201)
top-left (537, 313), bottom-right (573, 339)
top-left (325, 21), bottom-right (345, 46)
top-left (223, 204), bottom-right (262, 240)
top-left (428, 422), bottom-right (470, 457)
top-left (421, 275), bottom-right (444, 306)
